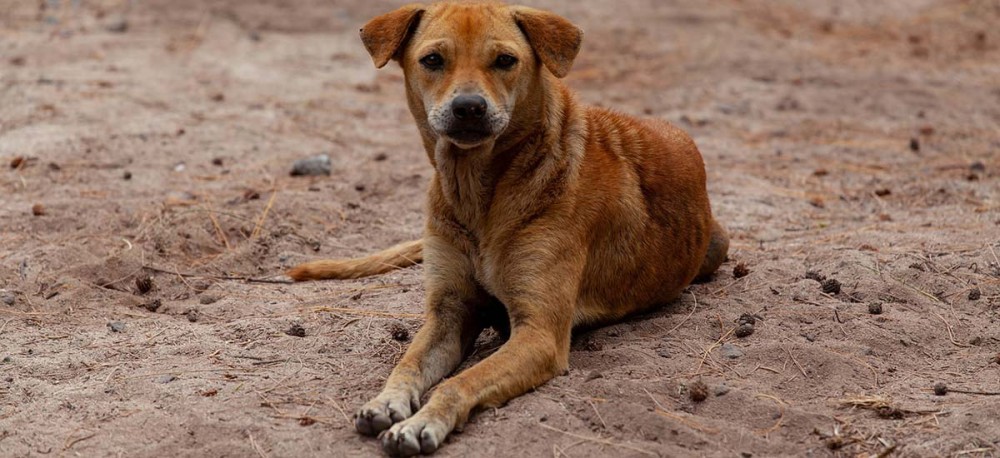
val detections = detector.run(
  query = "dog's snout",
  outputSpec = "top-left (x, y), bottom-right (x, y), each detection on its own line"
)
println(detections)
top-left (451, 95), bottom-right (488, 120)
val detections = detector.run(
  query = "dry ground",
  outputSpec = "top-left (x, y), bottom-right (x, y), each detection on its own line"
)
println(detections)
top-left (2, 0), bottom-right (999, 456)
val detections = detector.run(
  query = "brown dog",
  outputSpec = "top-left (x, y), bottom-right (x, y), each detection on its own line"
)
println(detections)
top-left (289, 2), bottom-right (729, 455)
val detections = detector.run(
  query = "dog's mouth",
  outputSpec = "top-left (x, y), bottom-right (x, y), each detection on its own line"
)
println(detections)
top-left (444, 128), bottom-right (493, 148)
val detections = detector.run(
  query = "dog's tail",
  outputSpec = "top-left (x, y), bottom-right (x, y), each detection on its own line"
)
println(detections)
top-left (696, 219), bottom-right (729, 281)
top-left (287, 239), bottom-right (423, 281)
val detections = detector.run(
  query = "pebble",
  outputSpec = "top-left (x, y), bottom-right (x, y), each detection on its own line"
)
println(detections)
top-left (720, 343), bottom-right (743, 359)
top-left (1, 290), bottom-right (15, 306)
top-left (868, 303), bottom-right (883, 315)
top-left (713, 384), bottom-right (731, 396)
top-left (286, 324), bottom-right (306, 337)
top-left (290, 154), bottom-right (331, 176)
top-left (105, 16), bottom-right (128, 33)
top-left (186, 309), bottom-right (200, 322)
top-left (199, 295), bottom-right (220, 305)
top-left (821, 278), bottom-right (842, 295)
top-left (108, 321), bottom-right (126, 333)
top-left (155, 375), bottom-right (176, 384)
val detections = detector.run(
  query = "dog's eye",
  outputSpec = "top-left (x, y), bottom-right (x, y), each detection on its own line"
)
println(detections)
top-left (420, 53), bottom-right (444, 70)
top-left (494, 54), bottom-right (518, 70)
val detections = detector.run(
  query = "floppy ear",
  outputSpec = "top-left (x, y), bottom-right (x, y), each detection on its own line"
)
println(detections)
top-left (360, 4), bottom-right (425, 68)
top-left (512, 7), bottom-right (583, 78)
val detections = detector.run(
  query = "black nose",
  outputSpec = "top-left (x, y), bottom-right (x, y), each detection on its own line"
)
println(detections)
top-left (452, 95), bottom-right (488, 120)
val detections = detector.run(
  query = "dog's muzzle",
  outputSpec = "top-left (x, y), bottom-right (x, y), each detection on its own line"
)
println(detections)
top-left (445, 94), bottom-right (492, 144)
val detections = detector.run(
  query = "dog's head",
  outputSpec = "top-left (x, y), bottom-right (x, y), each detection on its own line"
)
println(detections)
top-left (360, 2), bottom-right (582, 149)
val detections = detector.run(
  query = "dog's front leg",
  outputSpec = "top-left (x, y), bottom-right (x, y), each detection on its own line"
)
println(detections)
top-left (381, 286), bottom-right (575, 456)
top-left (355, 237), bottom-right (484, 437)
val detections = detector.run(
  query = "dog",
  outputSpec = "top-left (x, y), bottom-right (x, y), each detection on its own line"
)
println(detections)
top-left (289, 2), bottom-right (729, 455)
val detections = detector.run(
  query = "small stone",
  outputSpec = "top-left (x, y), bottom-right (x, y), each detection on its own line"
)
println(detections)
top-left (734, 323), bottom-right (755, 338)
top-left (105, 16), bottom-right (128, 33)
top-left (155, 375), bottom-right (176, 384)
top-left (585, 371), bottom-right (603, 382)
top-left (719, 343), bottom-right (743, 359)
top-left (2, 356), bottom-right (11, 363)
top-left (868, 303), bottom-right (883, 315)
top-left (199, 295), bottom-right (219, 305)
top-left (737, 313), bottom-right (756, 326)
top-left (108, 321), bottom-right (126, 333)
top-left (802, 333), bottom-right (816, 342)
top-left (968, 288), bottom-right (982, 301)
top-left (10, 156), bottom-right (25, 169)
top-left (993, 353), bottom-right (1000, 365)
top-left (186, 309), bottom-right (200, 322)
top-left (933, 383), bottom-right (948, 396)
top-left (290, 154), bottom-right (331, 177)
top-left (909, 137), bottom-right (920, 152)
top-left (123, 171), bottom-right (132, 180)
top-left (374, 153), bottom-right (388, 161)
top-left (688, 380), bottom-right (709, 402)
top-left (969, 336), bottom-right (983, 346)
top-left (713, 384), bottom-right (730, 396)
top-left (0, 290), bottom-right (15, 306)
top-left (874, 188), bottom-right (892, 197)
top-left (286, 324), bottom-right (306, 337)
top-left (211, 157), bottom-right (224, 166)
top-left (31, 204), bottom-right (46, 216)
top-left (821, 278), bottom-right (842, 295)
top-left (656, 348), bottom-right (671, 358)
top-left (970, 161), bottom-right (986, 173)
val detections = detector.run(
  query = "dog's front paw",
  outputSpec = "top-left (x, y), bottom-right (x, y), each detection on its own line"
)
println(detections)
top-left (381, 414), bottom-right (449, 457)
top-left (355, 389), bottom-right (419, 437)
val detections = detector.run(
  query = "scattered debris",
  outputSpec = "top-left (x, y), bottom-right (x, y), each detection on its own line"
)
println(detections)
top-left (141, 299), bottom-right (162, 312)
top-left (290, 154), bottom-right (331, 177)
top-left (108, 321), bottom-right (126, 333)
top-left (201, 389), bottom-right (218, 397)
top-left (135, 276), bottom-right (154, 294)
top-left (299, 417), bottom-right (317, 426)
top-left (868, 303), bottom-right (883, 315)
top-left (735, 323), bottom-right (755, 338)
top-left (286, 324), bottom-right (306, 337)
top-left (821, 279), bottom-right (842, 295)
top-left (805, 270), bottom-right (825, 282)
top-left (387, 322), bottom-right (409, 342)
top-left (9, 156), bottom-right (25, 169)
top-left (933, 383), bottom-right (948, 396)
top-left (737, 313), bottom-right (756, 326)
top-left (243, 189), bottom-right (261, 201)
top-left (688, 379), bottom-right (709, 402)
top-left (732, 262), bottom-right (750, 279)
top-left (968, 288), bottom-right (981, 301)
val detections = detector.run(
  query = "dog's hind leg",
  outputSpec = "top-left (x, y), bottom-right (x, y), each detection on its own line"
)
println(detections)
top-left (696, 219), bottom-right (729, 281)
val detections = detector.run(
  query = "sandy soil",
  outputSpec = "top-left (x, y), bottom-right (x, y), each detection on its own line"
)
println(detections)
top-left (2, 0), bottom-right (999, 456)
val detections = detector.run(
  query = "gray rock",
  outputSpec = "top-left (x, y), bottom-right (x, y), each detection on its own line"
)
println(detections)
top-left (713, 384), bottom-right (731, 396)
top-left (105, 16), bottom-right (128, 33)
top-left (0, 290), bottom-right (15, 306)
top-left (108, 321), bottom-right (126, 333)
top-left (155, 375), bottom-right (176, 384)
top-left (199, 295), bottom-right (220, 305)
top-left (719, 343), bottom-right (743, 359)
top-left (290, 154), bottom-right (331, 177)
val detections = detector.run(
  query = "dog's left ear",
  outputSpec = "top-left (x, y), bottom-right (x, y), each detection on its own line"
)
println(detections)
top-left (512, 7), bottom-right (583, 78)
top-left (360, 4), bottom-right (425, 68)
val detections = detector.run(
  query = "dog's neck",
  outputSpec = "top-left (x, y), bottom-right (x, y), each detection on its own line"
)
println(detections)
top-left (411, 75), bottom-right (583, 235)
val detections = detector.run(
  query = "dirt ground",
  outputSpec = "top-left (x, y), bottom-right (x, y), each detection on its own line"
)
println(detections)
top-left (2, 0), bottom-right (999, 456)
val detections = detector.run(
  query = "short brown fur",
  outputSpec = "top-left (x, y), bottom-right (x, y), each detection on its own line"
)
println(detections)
top-left (290, 2), bottom-right (728, 455)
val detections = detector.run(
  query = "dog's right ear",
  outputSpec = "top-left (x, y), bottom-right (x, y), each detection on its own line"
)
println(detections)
top-left (360, 4), bottom-right (425, 69)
